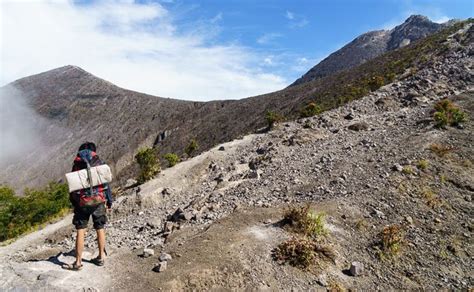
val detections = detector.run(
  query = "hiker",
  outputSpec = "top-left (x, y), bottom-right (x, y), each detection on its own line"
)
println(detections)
top-left (63, 142), bottom-right (113, 271)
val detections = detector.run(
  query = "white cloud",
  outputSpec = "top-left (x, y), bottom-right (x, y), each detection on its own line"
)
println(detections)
top-left (433, 16), bottom-right (450, 23)
top-left (0, 1), bottom-right (287, 100)
top-left (210, 12), bottom-right (223, 23)
top-left (291, 56), bottom-right (319, 73)
top-left (257, 32), bottom-right (282, 45)
top-left (285, 10), bottom-right (308, 28)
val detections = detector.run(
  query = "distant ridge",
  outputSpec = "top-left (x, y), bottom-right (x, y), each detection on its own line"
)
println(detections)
top-left (291, 15), bottom-right (451, 86)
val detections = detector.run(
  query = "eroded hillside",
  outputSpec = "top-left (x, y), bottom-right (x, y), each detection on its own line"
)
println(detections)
top-left (0, 22), bottom-right (472, 289)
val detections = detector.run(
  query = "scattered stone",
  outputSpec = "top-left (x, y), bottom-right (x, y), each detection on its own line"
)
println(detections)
top-left (163, 221), bottom-right (176, 233)
top-left (152, 261), bottom-right (167, 273)
top-left (405, 216), bottom-right (414, 225)
top-left (315, 274), bottom-right (328, 287)
top-left (370, 209), bottom-right (385, 218)
top-left (159, 252), bottom-right (172, 262)
top-left (348, 122), bottom-right (369, 131)
top-left (349, 261), bottom-right (364, 276)
top-left (170, 208), bottom-right (193, 222)
top-left (218, 146), bottom-right (225, 151)
top-left (147, 218), bottom-right (162, 229)
top-left (344, 112), bottom-right (355, 120)
top-left (392, 164), bottom-right (404, 172)
top-left (142, 248), bottom-right (155, 258)
top-left (264, 219), bottom-right (272, 224)
top-left (256, 147), bottom-right (266, 155)
top-left (125, 179), bottom-right (137, 188)
top-left (247, 170), bottom-right (263, 180)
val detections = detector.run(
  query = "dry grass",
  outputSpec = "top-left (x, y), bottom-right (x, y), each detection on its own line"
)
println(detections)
top-left (421, 188), bottom-right (444, 209)
top-left (429, 143), bottom-right (453, 158)
top-left (402, 165), bottom-right (414, 175)
top-left (274, 237), bottom-right (335, 269)
top-left (417, 159), bottom-right (429, 171)
top-left (378, 224), bottom-right (404, 258)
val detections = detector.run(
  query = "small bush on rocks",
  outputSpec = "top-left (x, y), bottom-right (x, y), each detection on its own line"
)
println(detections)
top-left (421, 188), bottom-right (443, 209)
top-left (265, 111), bottom-right (284, 129)
top-left (284, 204), bottom-right (327, 239)
top-left (135, 147), bottom-right (160, 183)
top-left (274, 237), bottom-right (335, 269)
top-left (433, 99), bottom-right (467, 128)
top-left (429, 143), bottom-right (453, 157)
top-left (417, 159), bottom-right (429, 171)
top-left (402, 165), bottom-right (414, 175)
top-left (379, 224), bottom-right (404, 257)
top-left (163, 153), bottom-right (180, 167)
top-left (184, 139), bottom-right (199, 157)
top-left (300, 102), bottom-right (322, 118)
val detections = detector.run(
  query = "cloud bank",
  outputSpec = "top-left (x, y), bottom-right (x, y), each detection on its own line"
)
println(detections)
top-left (0, 0), bottom-right (288, 100)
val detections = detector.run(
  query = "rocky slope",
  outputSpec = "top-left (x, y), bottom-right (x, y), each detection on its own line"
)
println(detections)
top-left (291, 15), bottom-right (449, 86)
top-left (2, 18), bottom-right (470, 192)
top-left (0, 21), bottom-right (472, 290)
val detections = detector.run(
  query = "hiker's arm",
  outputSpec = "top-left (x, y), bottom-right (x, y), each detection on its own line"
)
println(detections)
top-left (105, 184), bottom-right (113, 208)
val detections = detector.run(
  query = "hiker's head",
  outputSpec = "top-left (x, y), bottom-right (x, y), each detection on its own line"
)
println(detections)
top-left (78, 142), bottom-right (96, 152)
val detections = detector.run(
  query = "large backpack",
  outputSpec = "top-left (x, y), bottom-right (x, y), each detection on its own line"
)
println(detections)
top-left (71, 149), bottom-right (108, 207)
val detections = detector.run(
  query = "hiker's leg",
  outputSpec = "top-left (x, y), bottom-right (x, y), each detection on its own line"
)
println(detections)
top-left (75, 228), bottom-right (86, 265)
top-left (96, 228), bottom-right (106, 259)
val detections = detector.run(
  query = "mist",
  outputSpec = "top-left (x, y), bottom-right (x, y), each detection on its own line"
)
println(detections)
top-left (0, 86), bottom-right (46, 167)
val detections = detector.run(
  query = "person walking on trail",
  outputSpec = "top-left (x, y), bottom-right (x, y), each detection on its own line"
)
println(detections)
top-left (63, 142), bottom-right (113, 271)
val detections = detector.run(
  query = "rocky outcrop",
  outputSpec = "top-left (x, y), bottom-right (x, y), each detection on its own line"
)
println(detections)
top-left (291, 15), bottom-right (449, 86)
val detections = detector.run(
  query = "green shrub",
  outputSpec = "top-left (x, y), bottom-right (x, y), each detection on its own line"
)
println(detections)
top-left (184, 139), bottom-right (199, 157)
top-left (402, 165), bottom-right (414, 175)
top-left (433, 99), bottom-right (467, 128)
top-left (417, 159), bottom-right (429, 171)
top-left (284, 204), bottom-right (327, 239)
top-left (163, 153), bottom-right (180, 167)
top-left (135, 147), bottom-right (160, 183)
top-left (265, 111), bottom-right (284, 129)
top-left (0, 183), bottom-right (69, 242)
top-left (367, 75), bottom-right (385, 91)
top-left (300, 102), bottom-right (322, 118)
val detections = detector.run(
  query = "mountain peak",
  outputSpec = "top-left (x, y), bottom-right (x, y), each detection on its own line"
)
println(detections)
top-left (403, 14), bottom-right (431, 24)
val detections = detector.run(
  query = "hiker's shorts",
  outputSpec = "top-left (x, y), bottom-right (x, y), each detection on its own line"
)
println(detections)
top-left (73, 204), bottom-right (107, 230)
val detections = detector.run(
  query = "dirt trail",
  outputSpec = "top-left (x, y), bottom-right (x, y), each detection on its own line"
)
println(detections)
top-left (0, 134), bottom-right (257, 291)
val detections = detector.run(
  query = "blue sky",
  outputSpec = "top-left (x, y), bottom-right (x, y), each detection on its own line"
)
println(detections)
top-left (1, 0), bottom-right (473, 100)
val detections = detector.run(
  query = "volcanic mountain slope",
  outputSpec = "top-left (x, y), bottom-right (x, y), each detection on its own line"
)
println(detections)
top-left (0, 25), bottom-right (472, 289)
top-left (1, 18), bottom-right (471, 191)
top-left (291, 15), bottom-right (451, 86)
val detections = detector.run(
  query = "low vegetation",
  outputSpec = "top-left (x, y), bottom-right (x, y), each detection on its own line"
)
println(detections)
top-left (0, 183), bottom-right (70, 242)
top-left (184, 139), bottom-right (199, 157)
top-left (275, 205), bottom-right (333, 269)
top-left (402, 165), bottom-right (414, 175)
top-left (135, 147), bottom-right (160, 183)
top-left (274, 237), bottom-right (335, 269)
top-left (163, 153), bottom-right (180, 167)
top-left (433, 99), bottom-right (467, 128)
top-left (300, 102), bottom-right (322, 118)
top-left (417, 159), bottom-right (429, 171)
top-left (283, 204), bottom-right (328, 239)
top-left (429, 143), bottom-right (453, 157)
top-left (291, 20), bottom-right (472, 119)
top-left (421, 188), bottom-right (443, 209)
top-left (265, 110), bottom-right (284, 129)
top-left (378, 224), bottom-right (404, 258)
